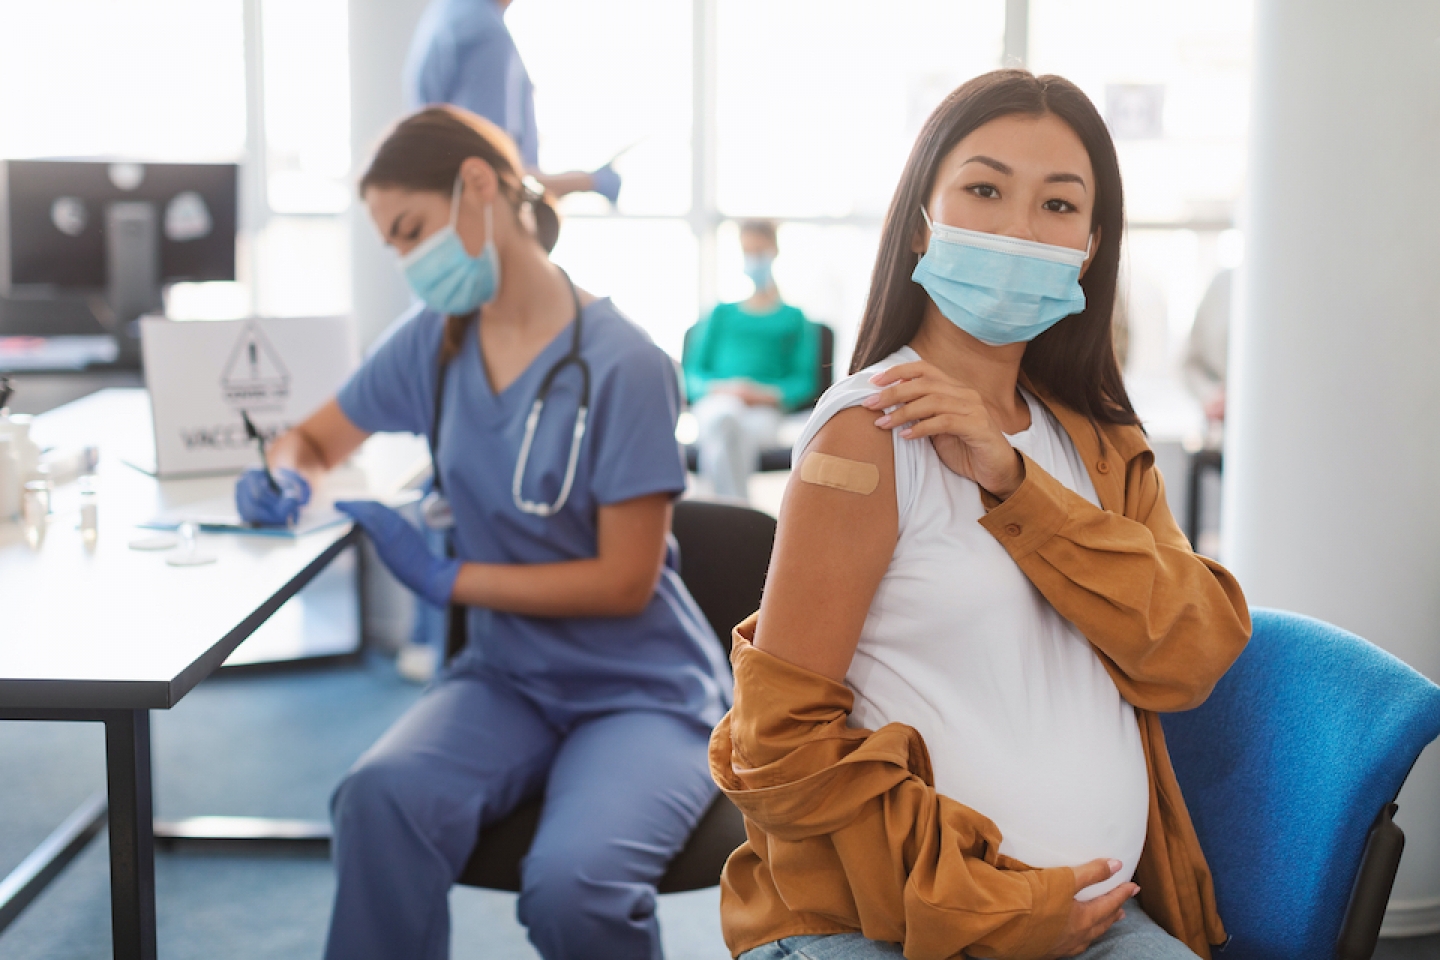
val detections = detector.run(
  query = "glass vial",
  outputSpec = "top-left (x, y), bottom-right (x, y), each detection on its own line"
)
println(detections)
top-left (79, 476), bottom-right (98, 550)
top-left (21, 479), bottom-right (49, 550)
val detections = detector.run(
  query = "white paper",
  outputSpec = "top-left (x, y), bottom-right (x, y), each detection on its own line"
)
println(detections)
top-left (139, 488), bottom-right (423, 539)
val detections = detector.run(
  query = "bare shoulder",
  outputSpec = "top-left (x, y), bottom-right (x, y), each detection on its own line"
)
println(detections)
top-left (755, 405), bottom-right (896, 680)
top-left (806, 404), bottom-right (896, 463)
top-left (784, 405), bottom-right (897, 518)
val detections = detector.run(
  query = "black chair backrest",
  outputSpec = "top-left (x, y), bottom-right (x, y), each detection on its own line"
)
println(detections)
top-left (671, 498), bottom-right (776, 654)
top-left (447, 498), bottom-right (777, 663)
top-left (451, 497), bottom-right (773, 894)
top-left (815, 322), bottom-right (835, 400)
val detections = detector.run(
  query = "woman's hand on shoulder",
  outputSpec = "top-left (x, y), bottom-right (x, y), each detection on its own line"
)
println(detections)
top-left (752, 406), bottom-right (897, 682)
top-left (864, 360), bottom-right (1024, 499)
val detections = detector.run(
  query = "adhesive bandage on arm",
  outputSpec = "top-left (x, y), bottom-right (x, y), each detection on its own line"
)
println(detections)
top-left (799, 451), bottom-right (879, 496)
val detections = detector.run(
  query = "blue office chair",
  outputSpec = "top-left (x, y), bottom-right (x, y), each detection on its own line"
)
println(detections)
top-left (1162, 608), bottom-right (1440, 959)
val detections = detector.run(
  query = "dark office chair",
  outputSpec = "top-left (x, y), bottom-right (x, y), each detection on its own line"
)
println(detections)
top-left (443, 498), bottom-right (775, 893)
top-left (1161, 608), bottom-right (1440, 959)
top-left (1184, 446), bottom-right (1223, 549)
top-left (682, 320), bottom-right (835, 474)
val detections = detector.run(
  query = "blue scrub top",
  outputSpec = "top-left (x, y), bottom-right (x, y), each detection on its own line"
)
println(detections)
top-left (338, 299), bottom-right (731, 727)
top-left (405, 0), bottom-right (540, 169)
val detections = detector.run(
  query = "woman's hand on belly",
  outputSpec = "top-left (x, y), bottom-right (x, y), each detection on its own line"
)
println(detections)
top-left (863, 359), bottom-right (1025, 499)
top-left (1043, 858), bottom-right (1138, 959)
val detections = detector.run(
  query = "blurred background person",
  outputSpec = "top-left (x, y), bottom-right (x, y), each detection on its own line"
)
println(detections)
top-left (683, 219), bottom-right (820, 500)
top-left (1184, 267), bottom-right (1232, 429)
top-left (406, 0), bottom-right (622, 203)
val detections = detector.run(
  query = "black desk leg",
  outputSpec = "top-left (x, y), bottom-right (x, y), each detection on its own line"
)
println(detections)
top-left (104, 710), bottom-right (157, 960)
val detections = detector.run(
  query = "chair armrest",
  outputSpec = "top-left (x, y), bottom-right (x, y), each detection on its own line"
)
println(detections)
top-left (1337, 802), bottom-right (1405, 960)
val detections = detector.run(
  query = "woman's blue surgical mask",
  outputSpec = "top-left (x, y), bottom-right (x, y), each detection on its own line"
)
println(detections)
top-left (911, 206), bottom-right (1090, 346)
top-left (743, 254), bottom-right (775, 292)
top-left (400, 177), bottom-right (501, 315)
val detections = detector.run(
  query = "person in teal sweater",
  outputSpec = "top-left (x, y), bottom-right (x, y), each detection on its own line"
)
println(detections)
top-left (683, 219), bottom-right (818, 499)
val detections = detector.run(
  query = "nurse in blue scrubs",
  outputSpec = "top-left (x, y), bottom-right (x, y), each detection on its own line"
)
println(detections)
top-left (406, 0), bottom-right (621, 203)
top-left (233, 105), bottom-right (729, 960)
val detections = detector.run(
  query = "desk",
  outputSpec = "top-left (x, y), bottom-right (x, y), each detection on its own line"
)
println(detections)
top-left (0, 389), bottom-right (428, 959)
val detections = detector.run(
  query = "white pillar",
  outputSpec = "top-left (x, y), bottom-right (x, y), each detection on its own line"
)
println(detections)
top-left (347, 0), bottom-right (430, 350)
top-left (1224, 0), bottom-right (1440, 934)
top-left (346, 0), bottom-right (432, 650)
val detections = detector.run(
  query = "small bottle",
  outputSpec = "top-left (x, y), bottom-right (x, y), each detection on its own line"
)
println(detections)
top-left (0, 435), bottom-right (19, 520)
top-left (21, 479), bottom-right (49, 550)
top-left (78, 476), bottom-right (99, 550)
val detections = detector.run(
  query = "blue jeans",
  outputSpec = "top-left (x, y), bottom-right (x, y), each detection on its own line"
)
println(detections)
top-left (737, 902), bottom-right (1196, 960)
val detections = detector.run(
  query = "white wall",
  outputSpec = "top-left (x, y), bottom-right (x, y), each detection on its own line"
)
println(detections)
top-left (1225, 0), bottom-right (1440, 934)
top-left (347, 0), bottom-right (430, 350)
top-left (347, 0), bottom-right (431, 648)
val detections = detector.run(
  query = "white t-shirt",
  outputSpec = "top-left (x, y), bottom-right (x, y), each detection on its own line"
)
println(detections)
top-left (793, 346), bottom-right (1149, 901)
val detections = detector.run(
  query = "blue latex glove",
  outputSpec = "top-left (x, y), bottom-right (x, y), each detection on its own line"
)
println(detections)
top-left (335, 500), bottom-right (461, 609)
top-left (590, 163), bottom-right (622, 203)
top-left (235, 467), bottom-right (311, 526)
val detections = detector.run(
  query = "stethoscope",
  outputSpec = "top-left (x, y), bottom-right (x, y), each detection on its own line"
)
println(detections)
top-left (422, 271), bottom-right (590, 529)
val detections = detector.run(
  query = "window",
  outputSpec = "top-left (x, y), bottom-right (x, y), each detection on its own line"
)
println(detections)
top-left (1029, 0), bottom-right (1252, 387)
top-left (252, 0), bottom-right (352, 318)
top-left (1, 0), bottom-right (1254, 397)
top-left (715, 0), bottom-right (1005, 220)
top-left (0, 1), bottom-right (246, 161)
top-left (511, 0), bottom-right (1005, 368)
top-left (0, 0), bottom-right (352, 320)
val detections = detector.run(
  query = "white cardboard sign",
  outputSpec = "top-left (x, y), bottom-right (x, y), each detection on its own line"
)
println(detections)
top-left (140, 315), bottom-right (358, 476)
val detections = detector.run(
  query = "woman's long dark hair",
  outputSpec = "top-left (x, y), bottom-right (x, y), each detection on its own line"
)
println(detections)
top-left (852, 69), bottom-right (1138, 428)
top-left (359, 105), bottom-right (560, 363)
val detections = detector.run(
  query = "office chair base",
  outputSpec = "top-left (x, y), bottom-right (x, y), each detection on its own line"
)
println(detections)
top-left (153, 816), bottom-right (331, 854)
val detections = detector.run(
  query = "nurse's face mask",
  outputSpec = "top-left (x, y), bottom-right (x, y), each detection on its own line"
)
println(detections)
top-left (911, 206), bottom-right (1091, 346)
top-left (400, 176), bottom-right (501, 316)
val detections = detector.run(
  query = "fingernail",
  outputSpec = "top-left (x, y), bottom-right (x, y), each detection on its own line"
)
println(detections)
top-left (869, 373), bottom-right (884, 383)
top-left (874, 415), bottom-right (891, 427)
top-left (1107, 859), bottom-right (1122, 874)
top-left (860, 395), bottom-right (879, 409)
top-left (900, 427), bottom-right (913, 438)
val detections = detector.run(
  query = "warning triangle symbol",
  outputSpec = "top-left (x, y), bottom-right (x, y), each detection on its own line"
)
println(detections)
top-left (221, 322), bottom-right (291, 409)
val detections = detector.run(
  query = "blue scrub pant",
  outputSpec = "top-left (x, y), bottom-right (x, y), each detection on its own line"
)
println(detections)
top-left (323, 664), bottom-right (717, 960)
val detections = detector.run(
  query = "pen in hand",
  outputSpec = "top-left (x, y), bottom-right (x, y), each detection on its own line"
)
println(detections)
top-left (240, 410), bottom-right (281, 494)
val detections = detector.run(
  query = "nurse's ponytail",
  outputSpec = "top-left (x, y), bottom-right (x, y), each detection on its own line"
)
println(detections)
top-left (360, 106), bottom-right (562, 363)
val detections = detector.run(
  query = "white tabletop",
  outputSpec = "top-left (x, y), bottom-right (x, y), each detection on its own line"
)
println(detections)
top-left (0, 389), bottom-right (429, 710)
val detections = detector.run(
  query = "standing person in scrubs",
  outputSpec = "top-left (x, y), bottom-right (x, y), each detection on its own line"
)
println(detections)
top-left (233, 106), bottom-right (728, 960)
top-left (406, 0), bottom-right (622, 203)
top-left (684, 220), bottom-right (820, 499)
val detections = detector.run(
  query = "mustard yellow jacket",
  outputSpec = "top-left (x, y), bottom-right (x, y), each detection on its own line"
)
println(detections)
top-left (709, 391), bottom-right (1252, 960)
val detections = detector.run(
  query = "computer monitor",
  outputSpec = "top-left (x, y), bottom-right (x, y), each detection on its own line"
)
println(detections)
top-left (0, 159), bottom-right (238, 370)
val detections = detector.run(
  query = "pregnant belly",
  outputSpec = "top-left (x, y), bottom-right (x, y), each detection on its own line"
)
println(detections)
top-left (936, 709), bottom-right (1150, 902)
top-left (848, 687), bottom-right (1151, 903)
